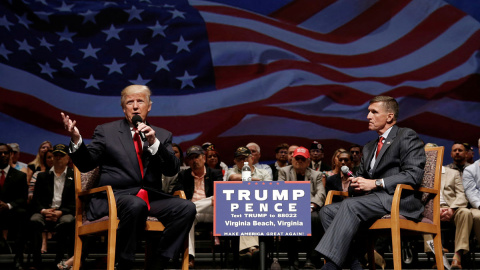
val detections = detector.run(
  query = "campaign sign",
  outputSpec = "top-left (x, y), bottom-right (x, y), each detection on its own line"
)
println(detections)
top-left (214, 181), bottom-right (311, 236)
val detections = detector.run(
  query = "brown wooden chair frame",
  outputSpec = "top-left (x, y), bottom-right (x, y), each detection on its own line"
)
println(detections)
top-left (324, 146), bottom-right (444, 270)
top-left (72, 165), bottom-right (189, 270)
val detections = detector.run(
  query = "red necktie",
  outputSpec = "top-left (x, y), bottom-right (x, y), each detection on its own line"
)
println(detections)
top-left (0, 170), bottom-right (5, 188)
top-left (376, 136), bottom-right (384, 158)
top-left (133, 129), bottom-right (150, 211)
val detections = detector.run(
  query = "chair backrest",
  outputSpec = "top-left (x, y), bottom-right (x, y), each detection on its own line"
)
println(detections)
top-left (74, 166), bottom-right (100, 193)
top-left (421, 146), bottom-right (444, 222)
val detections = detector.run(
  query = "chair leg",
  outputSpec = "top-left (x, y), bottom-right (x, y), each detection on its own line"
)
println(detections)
top-left (367, 237), bottom-right (376, 270)
top-left (391, 228), bottom-right (402, 270)
top-left (433, 232), bottom-right (445, 270)
top-left (73, 234), bottom-right (83, 270)
top-left (182, 238), bottom-right (189, 270)
top-left (107, 228), bottom-right (117, 270)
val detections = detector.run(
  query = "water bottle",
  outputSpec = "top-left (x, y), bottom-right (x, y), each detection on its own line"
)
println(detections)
top-left (241, 162), bottom-right (251, 181)
top-left (270, 258), bottom-right (281, 270)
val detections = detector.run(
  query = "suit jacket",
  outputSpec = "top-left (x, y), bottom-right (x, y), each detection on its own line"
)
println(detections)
top-left (278, 165), bottom-right (326, 208)
top-left (70, 119), bottom-right (180, 220)
top-left (440, 166), bottom-right (467, 209)
top-left (31, 168), bottom-right (75, 216)
top-left (0, 167), bottom-right (27, 210)
top-left (357, 125), bottom-right (426, 220)
top-left (325, 173), bottom-right (343, 195)
top-left (309, 161), bottom-right (331, 172)
top-left (175, 167), bottom-right (223, 200)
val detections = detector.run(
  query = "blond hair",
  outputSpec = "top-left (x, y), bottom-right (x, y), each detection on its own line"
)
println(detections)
top-left (120, 85), bottom-right (152, 108)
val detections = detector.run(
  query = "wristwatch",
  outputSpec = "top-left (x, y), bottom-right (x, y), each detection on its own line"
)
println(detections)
top-left (375, 179), bottom-right (383, 189)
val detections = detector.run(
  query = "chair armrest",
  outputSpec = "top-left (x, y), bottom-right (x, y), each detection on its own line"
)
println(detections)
top-left (78, 185), bottom-right (113, 197)
top-left (173, 190), bottom-right (187, 200)
top-left (325, 190), bottom-right (348, 206)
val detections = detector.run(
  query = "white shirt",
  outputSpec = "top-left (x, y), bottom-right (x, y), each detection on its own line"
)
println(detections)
top-left (50, 167), bottom-right (68, 209)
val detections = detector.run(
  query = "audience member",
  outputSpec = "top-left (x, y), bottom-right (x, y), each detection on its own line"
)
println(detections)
top-left (30, 144), bottom-right (75, 269)
top-left (278, 147), bottom-right (325, 269)
top-left (0, 143), bottom-right (28, 270)
top-left (225, 146), bottom-right (271, 258)
top-left (325, 150), bottom-right (353, 195)
top-left (174, 145), bottom-right (223, 268)
top-left (8, 143), bottom-right (27, 172)
top-left (462, 138), bottom-right (480, 264)
top-left (203, 143), bottom-right (228, 181)
top-left (26, 141), bottom-right (53, 183)
top-left (172, 143), bottom-right (189, 171)
top-left (62, 85), bottom-right (196, 270)
top-left (287, 145), bottom-right (299, 164)
top-left (315, 96), bottom-right (426, 270)
top-left (321, 148), bottom-right (347, 187)
top-left (349, 144), bottom-right (362, 175)
top-left (446, 142), bottom-right (471, 177)
top-left (269, 143), bottom-right (289, 181)
top-left (309, 141), bottom-right (331, 172)
top-left (422, 143), bottom-right (471, 269)
top-left (246, 142), bottom-right (273, 179)
top-left (465, 143), bottom-right (474, 164)
top-left (28, 150), bottom-right (54, 204)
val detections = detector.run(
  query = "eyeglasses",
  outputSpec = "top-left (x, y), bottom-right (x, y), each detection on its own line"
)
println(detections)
top-left (235, 156), bottom-right (248, 162)
top-left (339, 158), bottom-right (351, 162)
top-left (278, 150), bottom-right (288, 155)
top-left (207, 155), bottom-right (218, 158)
top-left (310, 149), bottom-right (321, 153)
top-left (0, 151), bottom-right (10, 155)
top-left (295, 156), bottom-right (306, 161)
top-left (350, 151), bottom-right (360, 154)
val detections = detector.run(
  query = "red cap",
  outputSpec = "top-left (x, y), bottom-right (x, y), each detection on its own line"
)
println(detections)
top-left (293, 147), bottom-right (310, 159)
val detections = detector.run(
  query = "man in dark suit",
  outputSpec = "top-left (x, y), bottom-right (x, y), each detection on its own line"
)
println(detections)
top-left (61, 85), bottom-right (196, 270)
top-left (173, 145), bottom-right (223, 267)
top-left (309, 141), bottom-right (331, 172)
top-left (315, 96), bottom-right (426, 270)
top-left (30, 144), bottom-right (75, 268)
top-left (0, 143), bottom-right (28, 270)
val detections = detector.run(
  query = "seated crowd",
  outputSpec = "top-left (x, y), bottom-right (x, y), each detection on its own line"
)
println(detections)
top-left (0, 138), bottom-right (479, 270)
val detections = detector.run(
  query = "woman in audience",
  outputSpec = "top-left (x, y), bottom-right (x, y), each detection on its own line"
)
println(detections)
top-left (172, 143), bottom-right (189, 171)
top-left (204, 144), bottom-right (228, 181)
top-left (29, 149), bottom-right (54, 254)
top-left (321, 148), bottom-right (346, 186)
top-left (26, 141), bottom-right (53, 183)
top-left (325, 150), bottom-right (353, 195)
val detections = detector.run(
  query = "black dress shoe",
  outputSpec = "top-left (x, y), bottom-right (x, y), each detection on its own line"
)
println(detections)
top-left (304, 259), bottom-right (316, 269)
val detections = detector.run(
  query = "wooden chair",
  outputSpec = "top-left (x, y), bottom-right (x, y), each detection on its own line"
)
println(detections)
top-left (72, 165), bottom-right (189, 270)
top-left (324, 146), bottom-right (444, 270)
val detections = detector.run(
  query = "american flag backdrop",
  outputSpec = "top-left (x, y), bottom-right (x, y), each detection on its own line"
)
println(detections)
top-left (1, 0), bottom-right (479, 166)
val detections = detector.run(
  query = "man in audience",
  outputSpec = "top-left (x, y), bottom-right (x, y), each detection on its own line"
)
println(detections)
top-left (0, 143), bottom-right (28, 270)
top-left (309, 141), bottom-right (331, 172)
top-left (269, 143), bottom-right (289, 181)
top-left (288, 145), bottom-right (299, 164)
top-left (447, 142), bottom-right (471, 177)
top-left (278, 146), bottom-right (325, 269)
top-left (423, 143), bottom-right (472, 269)
top-left (246, 142), bottom-right (273, 179)
top-left (174, 145), bottom-right (223, 268)
top-left (8, 143), bottom-right (27, 172)
top-left (349, 144), bottom-right (363, 175)
top-left (466, 143), bottom-right (474, 164)
top-left (226, 146), bottom-right (271, 259)
top-left (462, 138), bottom-right (480, 267)
top-left (30, 144), bottom-right (75, 269)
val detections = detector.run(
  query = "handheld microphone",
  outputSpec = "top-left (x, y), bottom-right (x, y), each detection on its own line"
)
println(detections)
top-left (341, 166), bottom-right (354, 177)
top-left (131, 115), bottom-right (147, 142)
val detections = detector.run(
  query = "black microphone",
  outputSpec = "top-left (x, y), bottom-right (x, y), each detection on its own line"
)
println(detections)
top-left (131, 115), bottom-right (147, 142)
top-left (341, 166), bottom-right (354, 177)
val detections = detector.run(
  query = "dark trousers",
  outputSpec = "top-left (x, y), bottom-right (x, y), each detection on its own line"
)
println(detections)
top-left (30, 212), bottom-right (75, 265)
top-left (115, 194), bottom-right (196, 267)
top-left (285, 210), bottom-right (323, 265)
top-left (315, 194), bottom-right (388, 267)
top-left (0, 208), bottom-right (28, 263)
